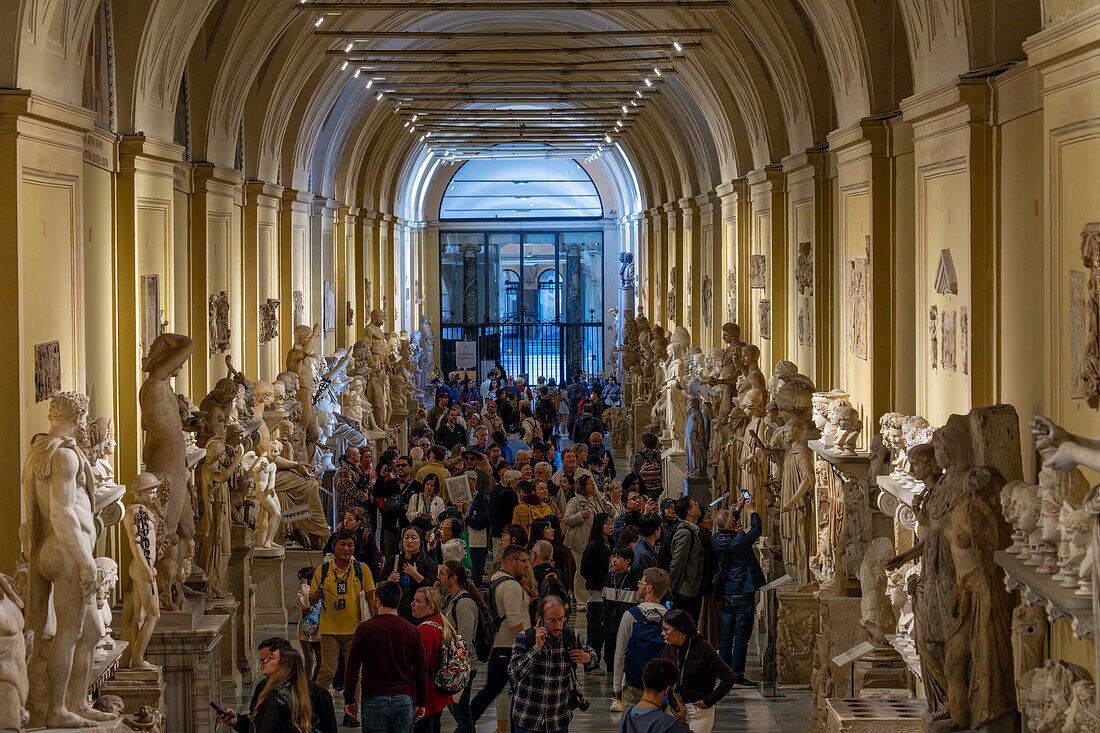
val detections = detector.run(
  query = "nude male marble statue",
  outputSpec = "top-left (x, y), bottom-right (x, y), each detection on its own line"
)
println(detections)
top-left (120, 472), bottom-right (162, 670)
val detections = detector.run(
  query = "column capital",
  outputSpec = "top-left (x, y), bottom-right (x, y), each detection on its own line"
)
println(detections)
top-left (901, 75), bottom-right (992, 138)
top-left (244, 181), bottom-right (284, 208)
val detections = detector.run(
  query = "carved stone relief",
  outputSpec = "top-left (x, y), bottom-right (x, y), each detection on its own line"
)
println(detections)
top-left (960, 306), bottom-right (968, 375)
top-left (293, 290), bottom-right (304, 326)
top-left (1079, 222), bottom-right (1100, 408)
top-left (929, 305), bottom-right (939, 369)
top-left (847, 255), bottom-right (869, 360)
top-left (795, 242), bottom-right (814, 347)
top-left (346, 301), bottom-right (354, 327)
top-left (758, 299), bottom-right (771, 340)
top-left (34, 340), bottom-right (61, 402)
top-left (208, 291), bottom-right (230, 356)
top-left (685, 266), bottom-right (693, 324)
top-left (323, 281), bottom-right (336, 333)
top-left (725, 268), bottom-right (737, 323)
top-left (941, 309), bottom-right (957, 371)
top-left (935, 248), bottom-right (959, 294)
top-left (363, 277), bottom-right (372, 307)
top-left (259, 298), bottom-right (279, 345)
top-left (748, 254), bottom-right (767, 289)
top-left (1071, 269), bottom-right (1087, 399)
top-left (141, 274), bottom-right (163, 355)
top-left (701, 274), bottom-right (712, 327)
top-left (666, 266), bottom-right (678, 322)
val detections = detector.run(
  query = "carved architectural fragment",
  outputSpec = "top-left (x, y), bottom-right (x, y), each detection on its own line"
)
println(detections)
top-left (934, 248), bottom-right (959, 294)
top-left (701, 273), bottom-right (712, 327)
top-left (1071, 269), bottom-right (1088, 399)
top-left (1079, 222), bottom-right (1100, 407)
top-left (725, 268), bottom-right (737, 322)
top-left (259, 299), bottom-right (279, 345)
top-left (847, 256), bottom-right (869, 360)
top-left (929, 305), bottom-right (938, 369)
top-left (795, 241), bottom-right (814, 347)
top-left (34, 340), bottom-right (61, 402)
top-left (748, 254), bottom-right (767, 288)
top-left (323, 281), bottom-right (335, 332)
top-left (141, 274), bottom-right (162, 354)
top-left (293, 290), bottom-right (304, 326)
top-left (757, 299), bottom-right (771, 339)
top-left (208, 291), bottom-right (230, 355)
top-left (941, 309), bottom-right (956, 371)
top-left (960, 305), bottom-right (968, 375)
top-left (667, 266), bottom-right (678, 322)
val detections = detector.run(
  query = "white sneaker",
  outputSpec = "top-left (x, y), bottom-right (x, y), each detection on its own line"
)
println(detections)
top-left (610, 699), bottom-right (624, 712)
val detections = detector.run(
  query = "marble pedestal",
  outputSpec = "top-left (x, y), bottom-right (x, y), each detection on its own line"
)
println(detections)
top-left (228, 526), bottom-right (257, 685)
top-left (207, 597), bottom-right (242, 698)
top-left (661, 448), bottom-right (687, 500)
top-left (254, 545), bottom-right (288, 633)
top-left (632, 402), bottom-right (652, 454)
top-left (817, 591), bottom-right (864, 699)
top-left (685, 475), bottom-right (712, 508)
top-left (826, 698), bottom-right (926, 733)
top-left (776, 588), bottom-right (818, 684)
top-left (97, 666), bottom-right (167, 727)
top-left (146, 612), bottom-right (229, 733)
top-left (38, 720), bottom-right (130, 733)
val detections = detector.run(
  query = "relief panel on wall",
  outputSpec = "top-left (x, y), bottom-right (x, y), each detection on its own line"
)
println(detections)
top-left (208, 291), bottom-right (230, 356)
top-left (795, 241), bottom-right (814, 347)
top-left (847, 244), bottom-right (869, 361)
top-left (929, 305), bottom-right (939, 370)
top-left (141, 274), bottom-right (164, 355)
top-left (725, 268), bottom-right (737, 323)
top-left (960, 306), bottom-right (969, 376)
top-left (666, 266), bottom-right (678, 322)
top-left (323, 281), bottom-right (336, 333)
top-left (941, 309), bottom-right (957, 372)
top-left (1080, 222), bottom-right (1100, 408)
top-left (701, 275), bottom-right (712, 328)
top-left (35, 341), bottom-right (61, 403)
top-left (685, 266), bottom-right (693, 324)
top-left (748, 255), bottom-right (767, 289)
top-left (259, 299), bottom-right (280, 345)
top-left (346, 301), bottom-right (354, 328)
top-left (293, 290), bottom-right (304, 326)
top-left (1070, 269), bottom-right (1087, 399)
top-left (758, 299), bottom-right (772, 340)
top-left (934, 248), bottom-right (959, 294)
top-left (363, 277), bottom-right (372, 307)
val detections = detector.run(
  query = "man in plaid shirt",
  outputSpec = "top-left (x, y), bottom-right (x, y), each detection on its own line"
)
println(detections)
top-left (334, 446), bottom-right (369, 521)
top-left (508, 596), bottom-right (597, 732)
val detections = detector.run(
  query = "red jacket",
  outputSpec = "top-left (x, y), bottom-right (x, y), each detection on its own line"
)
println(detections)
top-left (417, 614), bottom-right (454, 715)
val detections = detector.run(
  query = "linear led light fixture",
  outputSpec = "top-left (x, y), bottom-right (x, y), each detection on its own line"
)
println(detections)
top-left (344, 42), bottom-right (354, 52)
top-left (314, 16), bottom-right (324, 26)
top-left (330, 42), bottom-right (700, 56)
top-left (315, 29), bottom-right (715, 39)
top-left (298, 1), bottom-right (727, 10)
top-left (340, 60), bottom-right (348, 70)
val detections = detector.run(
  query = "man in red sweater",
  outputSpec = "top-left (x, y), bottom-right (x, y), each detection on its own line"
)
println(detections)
top-left (344, 580), bottom-right (429, 731)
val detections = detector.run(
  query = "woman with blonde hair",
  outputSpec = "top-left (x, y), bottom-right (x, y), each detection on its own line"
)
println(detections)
top-left (411, 586), bottom-right (455, 733)
top-left (220, 639), bottom-right (315, 732)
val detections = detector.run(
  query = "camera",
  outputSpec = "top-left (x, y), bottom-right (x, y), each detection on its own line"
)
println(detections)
top-left (568, 688), bottom-right (589, 712)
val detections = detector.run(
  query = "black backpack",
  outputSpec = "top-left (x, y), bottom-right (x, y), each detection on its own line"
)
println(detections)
top-left (483, 575), bottom-right (523, 632)
top-left (535, 568), bottom-right (571, 618)
top-left (536, 397), bottom-right (557, 426)
top-left (447, 592), bottom-right (494, 664)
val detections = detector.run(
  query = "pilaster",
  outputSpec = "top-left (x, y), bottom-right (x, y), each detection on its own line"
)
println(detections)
top-left (243, 181), bottom-right (283, 378)
top-left (678, 196), bottom-right (702, 344)
top-left (715, 179), bottom-right (748, 329)
top-left (695, 192), bottom-right (722, 348)
top-left (746, 165), bottom-right (786, 368)
top-left (662, 201), bottom-right (683, 327)
top-left (279, 189), bottom-right (313, 338)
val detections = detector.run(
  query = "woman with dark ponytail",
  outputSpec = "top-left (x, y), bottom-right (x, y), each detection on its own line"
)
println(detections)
top-left (437, 560), bottom-right (489, 733)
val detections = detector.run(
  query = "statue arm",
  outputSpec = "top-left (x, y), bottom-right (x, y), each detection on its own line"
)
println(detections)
top-left (782, 466), bottom-right (814, 512)
top-left (148, 334), bottom-right (194, 378)
top-left (886, 540), bottom-right (924, 570)
top-left (48, 451), bottom-right (97, 590)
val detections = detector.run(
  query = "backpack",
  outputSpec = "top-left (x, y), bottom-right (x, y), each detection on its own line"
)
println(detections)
top-left (483, 575), bottom-right (523, 632)
top-left (535, 567), bottom-right (571, 617)
top-left (536, 397), bottom-right (557, 425)
top-left (638, 452), bottom-right (662, 494)
top-left (423, 620), bottom-right (472, 695)
top-left (317, 559), bottom-right (365, 611)
top-left (299, 604), bottom-right (320, 637)
top-left (448, 593), bottom-right (494, 663)
top-left (623, 606), bottom-right (667, 689)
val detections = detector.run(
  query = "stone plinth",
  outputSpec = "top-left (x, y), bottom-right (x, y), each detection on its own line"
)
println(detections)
top-left (97, 666), bottom-right (166, 725)
top-left (685, 475), bottom-right (712, 508)
top-left (777, 588), bottom-right (818, 684)
top-left (146, 612), bottom-right (228, 733)
top-left (818, 590), bottom-right (864, 699)
top-left (254, 545), bottom-right (288, 632)
top-left (661, 448), bottom-right (687, 500)
top-left (228, 526), bottom-right (257, 685)
top-left (207, 597), bottom-right (242, 698)
top-left (39, 719), bottom-right (130, 733)
top-left (826, 698), bottom-right (926, 733)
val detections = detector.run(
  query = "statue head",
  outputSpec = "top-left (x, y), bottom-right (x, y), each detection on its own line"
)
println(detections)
top-left (254, 381), bottom-right (274, 407)
top-left (907, 443), bottom-right (939, 483)
top-left (132, 472), bottom-right (162, 506)
top-left (48, 391), bottom-right (90, 436)
top-left (94, 557), bottom-right (119, 601)
top-left (205, 438), bottom-right (228, 461)
top-left (212, 377), bottom-right (238, 406)
top-left (721, 322), bottom-right (741, 343)
top-left (293, 324), bottom-right (313, 343)
top-left (142, 334), bottom-right (186, 375)
top-left (740, 344), bottom-right (760, 368)
top-left (86, 416), bottom-right (116, 460)
top-left (370, 309), bottom-right (385, 326)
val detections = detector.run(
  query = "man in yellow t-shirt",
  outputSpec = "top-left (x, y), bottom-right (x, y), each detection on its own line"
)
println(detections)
top-left (309, 529), bottom-right (376, 691)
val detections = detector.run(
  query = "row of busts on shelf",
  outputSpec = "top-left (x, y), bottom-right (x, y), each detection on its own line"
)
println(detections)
top-left (878, 412), bottom-right (935, 492)
top-left (811, 389), bottom-right (862, 455)
top-left (1002, 467), bottom-right (1093, 596)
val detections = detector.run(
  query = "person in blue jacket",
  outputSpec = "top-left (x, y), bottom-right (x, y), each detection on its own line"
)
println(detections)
top-left (711, 495), bottom-right (765, 685)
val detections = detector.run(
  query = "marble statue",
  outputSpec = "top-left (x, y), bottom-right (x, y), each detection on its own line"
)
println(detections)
top-left (1010, 601), bottom-right (1048, 701)
top-left (199, 439), bottom-right (243, 599)
top-left (139, 333), bottom-right (195, 609)
top-left (738, 344), bottom-right (767, 403)
top-left (1060, 502), bottom-right (1093, 595)
top-left (121, 472), bottom-right (162, 670)
top-left (779, 420), bottom-right (815, 588)
top-left (1015, 483), bottom-right (1044, 566)
top-left (94, 557), bottom-right (118, 649)
top-left (685, 396), bottom-right (710, 478)
top-left (885, 562), bottom-right (916, 640)
top-left (0, 573), bottom-right (26, 732)
top-left (1066, 679), bottom-right (1100, 733)
top-left (735, 389), bottom-right (771, 515)
top-left (860, 537), bottom-right (898, 645)
top-left (618, 251), bottom-right (635, 288)
top-left (273, 411), bottom-right (330, 549)
top-left (1018, 660), bottom-right (1092, 733)
top-left (416, 315), bottom-right (440, 404)
top-left (20, 392), bottom-right (118, 728)
top-left (196, 376), bottom-right (238, 449)
top-left (827, 400), bottom-right (862, 455)
top-left (364, 309), bottom-right (392, 427)
top-left (244, 446), bottom-right (281, 550)
top-left (707, 322), bottom-right (745, 430)
top-left (287, 323), bottom-right (322, 460)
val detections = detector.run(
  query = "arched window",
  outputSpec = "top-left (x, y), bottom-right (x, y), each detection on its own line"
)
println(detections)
top-left (440, 150), bottom-right (602, 219)
top-left (502, 268), bottom-right (521, 319)
top-left (537, 269), bottom-right (562, 322)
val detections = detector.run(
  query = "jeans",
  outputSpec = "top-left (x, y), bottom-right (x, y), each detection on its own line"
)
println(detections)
top-left (449, 669), bottom-right (477, 733)
top-left (585, 601), bottom-right (605, 666)
top-left (469, 647), bottom-right (510, 721)
top-left (719, 593), bottom-right (755, 675)
top-left (360, 694), bottom-right (413, 733)
top-left (470, 547), bottom-right (488, 588)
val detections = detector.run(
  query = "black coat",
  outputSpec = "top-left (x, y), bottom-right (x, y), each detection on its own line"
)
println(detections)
top-left (232, 679), bottom-right (337, 733)
top-left (381, 553), bottom-right (438, 622)
top-left (712, 513), bottom-right (766, 595)
top-left (579, 539), bottom-right (610, 591)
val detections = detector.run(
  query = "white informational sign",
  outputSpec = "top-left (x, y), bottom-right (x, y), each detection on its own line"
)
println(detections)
top-left (282, 504), bottom-right (312, 522)
top-left (759, 574), bottom-right (793, 593)
top-left (446, 475), bottom-right (472, 506)
top-left (832, 641), bottom-right (877, 668)
top-left (456, 341), bottom-right (477, 368)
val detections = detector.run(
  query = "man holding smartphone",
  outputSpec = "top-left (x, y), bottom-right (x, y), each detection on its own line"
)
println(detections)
top-left (711, 496), bottom-right (765, 684)
top-left (617, 658), bottom-right (690, 732)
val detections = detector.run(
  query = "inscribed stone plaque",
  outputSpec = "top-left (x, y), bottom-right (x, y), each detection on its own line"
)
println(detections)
top-left (34, 340), bottom-right (61, 403)
top-left (748, 254), bottom-right (767, 289)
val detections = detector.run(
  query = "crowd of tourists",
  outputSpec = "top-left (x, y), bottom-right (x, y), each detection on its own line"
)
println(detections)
top-left (220, 368), bottom-right (765, 733)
